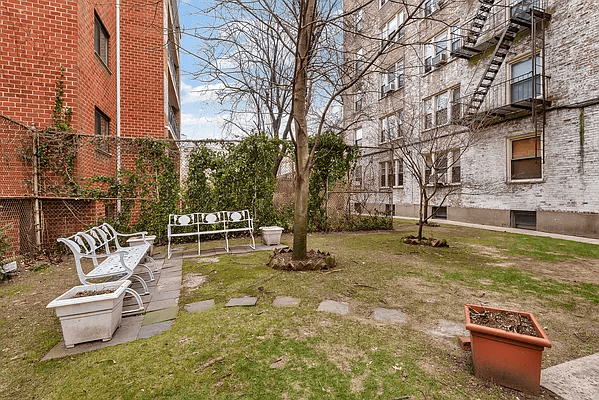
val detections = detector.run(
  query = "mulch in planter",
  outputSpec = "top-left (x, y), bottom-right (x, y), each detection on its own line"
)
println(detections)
top-left (468, 306), bottom-right (539, 337)
top-left (73, 288), bottom-right (117, 298)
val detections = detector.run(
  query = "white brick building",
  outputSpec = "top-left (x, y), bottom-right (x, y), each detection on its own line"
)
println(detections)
top-left (344, 0), bottom-right (599, 238)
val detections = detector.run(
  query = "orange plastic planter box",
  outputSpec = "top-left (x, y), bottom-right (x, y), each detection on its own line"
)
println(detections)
top-left (464, 304), bottom-right (552, 394)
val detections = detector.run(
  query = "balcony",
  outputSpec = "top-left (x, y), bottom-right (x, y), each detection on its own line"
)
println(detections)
top-left (455, 72), bottom-right (550, 125)
top-left (168, 106), bottom-right (180, 140)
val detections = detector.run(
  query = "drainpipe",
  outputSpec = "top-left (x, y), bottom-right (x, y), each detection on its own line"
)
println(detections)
top-left (116, 0), bottom-right (122, 213)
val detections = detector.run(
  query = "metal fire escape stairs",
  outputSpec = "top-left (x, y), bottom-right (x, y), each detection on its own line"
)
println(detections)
top-left (463, 21), bottom-right (521, 120)
top-left (451, 0), bottom-right (497, 59)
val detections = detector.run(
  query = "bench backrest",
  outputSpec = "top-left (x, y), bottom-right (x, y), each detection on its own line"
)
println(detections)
top-left (168, 210), bottom-right (253, 233)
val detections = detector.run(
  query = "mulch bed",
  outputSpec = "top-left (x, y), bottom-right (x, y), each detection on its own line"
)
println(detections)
top-left (73, 288), bottom-right (116, 298)
top-left (468, 306), bottom-right (539, 337)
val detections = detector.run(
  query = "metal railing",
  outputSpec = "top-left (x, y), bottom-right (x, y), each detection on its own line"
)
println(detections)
top-left (457, 72), bottom-right (547, 119)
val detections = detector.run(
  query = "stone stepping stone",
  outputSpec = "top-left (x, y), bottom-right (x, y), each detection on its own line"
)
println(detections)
top-left (226, 297), bottom-right (258, 307)
top-left (372, 307), bottom-right (407, 324)
top-left (142, 306), bottom-right (178, 326)
top-left (318, 300), bottom-right (349, 315)
top-left (273, 296), bottom-right (301, 307)
top-left (147, 297), bottom-right (179, 312)
top-left (428, 319), bottom-right (469, 338)
top-left (185, 299), bottom-right (215, 313)
top-left (137, 320), bottom-right (174, 339)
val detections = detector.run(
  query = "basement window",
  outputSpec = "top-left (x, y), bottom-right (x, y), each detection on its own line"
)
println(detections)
top-left (94, 13), bottom-right (109, 67)
top-left (511, 210), bottom-right (537, 230)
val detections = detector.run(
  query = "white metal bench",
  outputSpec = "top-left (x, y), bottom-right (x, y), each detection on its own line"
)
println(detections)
top-left (58, 223), bottom-right (156, 314)
top-left (167, 210), bottom-right (255, 259)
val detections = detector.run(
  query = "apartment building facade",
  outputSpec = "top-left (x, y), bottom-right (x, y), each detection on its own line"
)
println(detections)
top-left (0, 0), bottom-right (181, 255)
top-left (344, 0), bottom-right (599, 238)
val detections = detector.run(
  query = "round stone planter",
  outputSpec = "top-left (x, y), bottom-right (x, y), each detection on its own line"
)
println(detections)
top-left (47, 280), bottom-right (131, 348)
top-left (259, 226), bottom-right (283, 245)
top-left (464, 304), bottom-right (552, 394)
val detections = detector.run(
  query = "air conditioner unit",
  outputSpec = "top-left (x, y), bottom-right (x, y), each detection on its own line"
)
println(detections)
top-left (433, 53), bottom-right (448, 66)
top-left (388, 81), bottom-right (396, 91)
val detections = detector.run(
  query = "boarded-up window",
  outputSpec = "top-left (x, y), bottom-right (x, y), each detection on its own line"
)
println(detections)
top-left (511, 136), bottom-right (541, 180)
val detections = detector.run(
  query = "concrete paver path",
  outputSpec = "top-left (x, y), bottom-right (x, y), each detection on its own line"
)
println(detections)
top-left (541, 352), bottom-right (599, 400)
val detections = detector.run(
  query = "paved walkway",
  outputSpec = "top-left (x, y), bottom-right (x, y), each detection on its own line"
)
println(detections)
top-left (395, 216), bottom-right (599, 245)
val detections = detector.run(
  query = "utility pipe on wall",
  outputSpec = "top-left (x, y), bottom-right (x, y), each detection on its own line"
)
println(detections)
top-left (116, 0), bottom-right (122, 213)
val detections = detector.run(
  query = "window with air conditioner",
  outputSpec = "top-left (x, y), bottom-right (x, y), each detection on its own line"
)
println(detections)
top-left (433, 32), bottom-right (448, 66)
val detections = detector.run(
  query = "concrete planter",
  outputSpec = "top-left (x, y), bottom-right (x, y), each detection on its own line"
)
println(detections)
top-left (47, 280), bottom-right (131, 348)
top-left (260, 226), bottom-right (283, 245)
top-left (126, 235), bottom-right (156, 256)
top-left (464, 304), bottom-right (552, 394)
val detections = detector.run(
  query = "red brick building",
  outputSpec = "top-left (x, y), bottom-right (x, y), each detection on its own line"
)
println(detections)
top-left (0, 0), bottom-right (181, 256)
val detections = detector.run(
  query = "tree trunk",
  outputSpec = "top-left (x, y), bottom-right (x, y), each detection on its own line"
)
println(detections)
top-left (290, 0), bottom-right (317, 261)
top-left (418, 188), bottom-right (424, 241)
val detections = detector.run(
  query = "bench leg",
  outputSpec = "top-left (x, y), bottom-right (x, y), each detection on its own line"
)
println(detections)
top-left (249, 231), bottom-right (256, 250)
top-left (130, 274), bottom-right (150, 295)
top-left (135, 263), bottom-right (155, 282)
top-left (122, 288), bottom-right (144, 315)
top-left (143, 255), bottom-right (157, 272)
top-left (224, 231), bottom-right (230, 253)
top-left (168, 238), bottom-right (172, 259)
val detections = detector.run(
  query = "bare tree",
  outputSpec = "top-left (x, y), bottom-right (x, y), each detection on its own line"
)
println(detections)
top-left (187, 0), bottom-right (428, 260)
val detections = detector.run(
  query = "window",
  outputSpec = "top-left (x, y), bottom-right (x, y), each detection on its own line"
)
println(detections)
top-left (424, 86), bottom-right (461, 128)
top-left (381, 60), bottom-right (404, 98)
top-left (381, 11), bottom-right (405, 48)
top-left (381, 114), bottom-right (397, 143)
top-left (355, 8), bottom-right (363, 32)
top-left (424, 42), bottom-right (434, 73)
top-left (425, 150), bottom-right (461, 185)
top-left (355, 128), bottom-right (363, 146)
top-left (94, 13), bottom-right (109, 66)
top-left (380, 161), bottom-right (394, 188)
top-left (424, 0), bottom-right (438, 17)
top-left (95, 108), bottom-right (110, 154)
top-left (510, 54), bottom-right (542, 103)
top-left (509, 135), bottom-right (542, 180)
top-left (395, 159), bottom-right (404, 186)
top-left (510, 0), bottom-right (540, 20)
top-left (436, 92), bottom-right (448, 125)
top-left (452, 149), bottom-right (461, 183)
top-left (355, 92), bottom-right (363, 112)
top-left (355, 48), bottom-right (363, 75)
top-left (380, 0), bottom-right (387, 8)
top-left (511, 210), bottom-right (537, 230)
top-left (424, 98), bottom-right (433, 130)
top-left (432, 31), bottom-right (449, 67)
top-left (451, 25), bottom-right (461, 52)
top-left (353, 165), bottom-right (363, 187)
top-left (451, 86), bottom-right (461, 121)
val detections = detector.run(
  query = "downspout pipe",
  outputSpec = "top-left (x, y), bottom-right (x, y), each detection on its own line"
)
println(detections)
top-left (116, 0), bottom-right (122, 213)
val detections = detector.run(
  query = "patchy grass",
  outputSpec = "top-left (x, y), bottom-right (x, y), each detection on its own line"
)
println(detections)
top-left (1, 221), bottom-right (598, 399)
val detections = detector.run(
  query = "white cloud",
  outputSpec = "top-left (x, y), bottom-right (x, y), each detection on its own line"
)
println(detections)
top-left (180, 113), bottom-right (224, 140)
top-left (180, 81), bottom-right (224, 105)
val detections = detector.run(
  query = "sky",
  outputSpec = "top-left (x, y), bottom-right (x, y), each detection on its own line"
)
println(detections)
top-left (177, 1), bottom-right (224, 140)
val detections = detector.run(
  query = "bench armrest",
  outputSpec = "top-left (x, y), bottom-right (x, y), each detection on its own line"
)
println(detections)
top-left (115, 231), bottom-right (148, 238)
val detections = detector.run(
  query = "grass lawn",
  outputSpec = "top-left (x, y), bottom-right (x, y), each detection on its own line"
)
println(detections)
top-left (1, 219), bottom-right (598, 399)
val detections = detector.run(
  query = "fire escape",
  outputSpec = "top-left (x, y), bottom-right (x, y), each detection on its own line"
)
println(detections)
top-left (451, 0), bottom-right (552, 127)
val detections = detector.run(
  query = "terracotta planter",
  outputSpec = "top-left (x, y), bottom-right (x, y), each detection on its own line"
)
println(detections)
top-left (260, 226), bottom-right (283, 245)
top-left (47, 281), bottom-right (131, 348)
top-left (464, 304), bottom-right (551, 394)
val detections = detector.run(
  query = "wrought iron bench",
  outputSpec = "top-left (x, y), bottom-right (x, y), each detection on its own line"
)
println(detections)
top-left (167, 210), bottom-right (255, 259)
top-left (57, 223), bottom-right (156, 314)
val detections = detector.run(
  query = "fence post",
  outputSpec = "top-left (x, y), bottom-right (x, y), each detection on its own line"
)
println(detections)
top-left (32, 129), bottom-right (42, 251)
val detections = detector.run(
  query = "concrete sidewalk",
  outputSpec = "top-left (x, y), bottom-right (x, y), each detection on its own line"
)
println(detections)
top-left (395, 216), bottom-right (599, 245)
top-left (541, 352), bottom-right (599, 400)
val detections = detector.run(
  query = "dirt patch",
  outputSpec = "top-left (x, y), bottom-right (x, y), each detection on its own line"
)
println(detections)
top-left (182, 273), bottom-right (207, 289)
